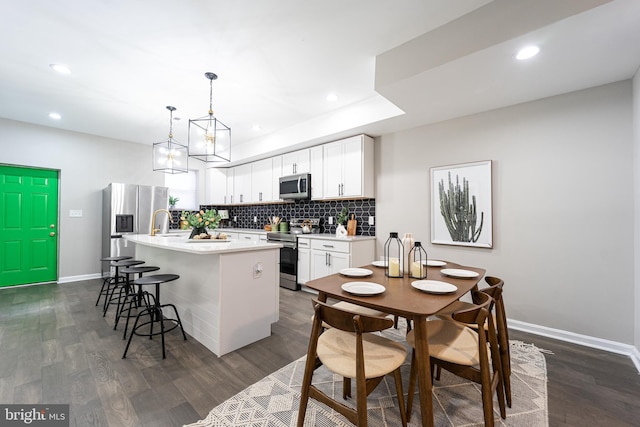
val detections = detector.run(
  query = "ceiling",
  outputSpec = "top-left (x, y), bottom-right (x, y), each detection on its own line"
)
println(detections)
top-left (1, 0), bottom-right (639, 164)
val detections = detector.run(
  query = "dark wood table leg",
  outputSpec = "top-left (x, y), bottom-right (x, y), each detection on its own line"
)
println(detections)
top-left (413, 315), bottom-right (434, 427)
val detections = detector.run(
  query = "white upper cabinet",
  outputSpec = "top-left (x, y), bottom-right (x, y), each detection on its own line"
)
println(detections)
top-left (201, 135), bottom-right (373, 205)
top-left (309, 146), bottom-right (323, 200)
top-left (205, 167), bottom-right (228, 204)
top-left (322, 135), bottom-right (374, 199)
top-left (233, 163), bottom-right (252, 204)
top-left (272, 155), bottom-right (283, 201)
top-left (282, 149), bottom-right (310, 175)
top-left (226, 168), bottom-right (235, 204)
top-left (251, 158), bottom-right (274, 202)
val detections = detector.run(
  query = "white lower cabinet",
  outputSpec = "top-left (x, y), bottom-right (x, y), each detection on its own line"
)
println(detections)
top-left (238, 232), bottom-right (260, 242)
top-left (297, 238), bottom-right (311, 285)
top-left (309, 238), bottom-right (374, 281)
top-left (311, 248), bottom-right (349, 279)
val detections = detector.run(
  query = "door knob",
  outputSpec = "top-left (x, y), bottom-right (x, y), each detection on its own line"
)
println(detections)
top-left (50, 232), bottom-right (56, 237)
top-left (50, 224), bottom-right (56, 228)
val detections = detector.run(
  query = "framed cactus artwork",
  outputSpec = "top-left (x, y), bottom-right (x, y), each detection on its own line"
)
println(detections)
top-left (430, 160), bottom-right (492, 248)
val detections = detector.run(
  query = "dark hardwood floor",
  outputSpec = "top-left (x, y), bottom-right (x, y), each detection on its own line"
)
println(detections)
top-left (0, 279), bottom-right (639, 426)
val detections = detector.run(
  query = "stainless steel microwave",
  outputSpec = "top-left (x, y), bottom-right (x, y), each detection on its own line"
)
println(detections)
top-left (279, 173), bottom-right (311, 200)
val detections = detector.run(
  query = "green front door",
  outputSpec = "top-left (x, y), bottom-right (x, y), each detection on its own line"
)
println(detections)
top-left (0, 165), bottom-right (59, 287)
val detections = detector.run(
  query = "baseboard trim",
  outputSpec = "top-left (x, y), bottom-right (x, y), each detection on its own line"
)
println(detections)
top-left (509, 318), bottom-right (640, 374)
top-left (57, 273), bottom-right (103, 284)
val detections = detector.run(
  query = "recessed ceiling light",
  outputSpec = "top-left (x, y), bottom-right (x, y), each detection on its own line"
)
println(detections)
top-left (516, 46), bottom-right (540, 60)
top-left (326, 93), bottom-right (338, 102)
top-left (49, 64), bottom-right (71, 74)
top-left (252, 125), bottom-right (262, 131)
top-left (49, 112), bottom-right (61, 120)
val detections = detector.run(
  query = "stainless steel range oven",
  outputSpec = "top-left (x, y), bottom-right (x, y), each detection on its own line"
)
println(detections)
top-left (267, 218), bottom-right (320, 291)
top-left (267, 232), bottom-right (299, 290)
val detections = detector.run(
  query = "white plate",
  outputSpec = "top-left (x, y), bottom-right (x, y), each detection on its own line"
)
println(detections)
top-left (440, 268), bottom-right (479, 278)
top-left (411, 280), bottom-right (458, 294)
top-left (371, 260), bottom-right (388, 267)
top-left (423, 260), bottom-right (446, 267)
top-left (340, 268), bottom-right (373, 277)
top-left (186, 238), bottom-right (230, 243)
top-left (341, 282), bottom-right (385, 296)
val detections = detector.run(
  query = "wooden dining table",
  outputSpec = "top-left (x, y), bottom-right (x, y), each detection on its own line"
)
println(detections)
top-left (304, 261), bottom-right (486, 427)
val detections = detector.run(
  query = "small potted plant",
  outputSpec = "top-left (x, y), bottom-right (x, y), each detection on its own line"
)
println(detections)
top-left (336, 207), bottom-right (348, 237)
top-left (169, 195), bottom-right (179, 209)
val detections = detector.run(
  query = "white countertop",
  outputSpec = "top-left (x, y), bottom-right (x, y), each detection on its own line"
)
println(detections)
top-left (293, 234), bottom-right (376, 242)
top-left (218, 228), bottom-right (376, 241)
top-left (123, 233), bottom-right (282, 255)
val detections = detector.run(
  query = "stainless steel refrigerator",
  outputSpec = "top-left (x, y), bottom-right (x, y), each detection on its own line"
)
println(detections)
top-left (101, 183), bottom-right (169, 263)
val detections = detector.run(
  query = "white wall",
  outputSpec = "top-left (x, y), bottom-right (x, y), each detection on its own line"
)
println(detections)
top-left (633, 69), bottom-right (640, 353)
top-left (1, 119), bottom-right (165, 279)
top-left (376, 81), bottom-right (635, 344)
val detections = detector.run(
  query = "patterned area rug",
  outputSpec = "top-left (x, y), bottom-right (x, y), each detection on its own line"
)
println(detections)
top-left (185, 326), bottom-right (548, 427)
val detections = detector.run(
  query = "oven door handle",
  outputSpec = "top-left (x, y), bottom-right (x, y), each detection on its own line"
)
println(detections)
top-left (278, 241), bottom-right (297, 249)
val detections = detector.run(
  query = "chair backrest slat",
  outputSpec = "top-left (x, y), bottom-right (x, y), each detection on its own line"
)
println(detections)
top-left (312, 299), bottom-right (394, 333)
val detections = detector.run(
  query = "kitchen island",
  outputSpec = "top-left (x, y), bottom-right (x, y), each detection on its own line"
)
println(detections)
top-left (123, 233), bottom-right (282, 357)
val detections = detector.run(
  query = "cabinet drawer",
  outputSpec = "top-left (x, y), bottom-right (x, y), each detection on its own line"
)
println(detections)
top-left (310, 239), bottom-right (350, 253)
top-left (297, 238), bottom-right (311, 248)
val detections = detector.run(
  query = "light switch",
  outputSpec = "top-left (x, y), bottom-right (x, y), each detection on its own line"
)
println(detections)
top-left (69, 210), bottom-right (83, 218)
top-left (328, 216), bottom-right (334, 225)
top-left (368, 216), bottom-right (375, 226)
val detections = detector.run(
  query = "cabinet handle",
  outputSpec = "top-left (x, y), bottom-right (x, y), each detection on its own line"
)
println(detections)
top-left (259, 192), bottom-right (262, 201)
top-left (244, 236), bottom-right (251, 239)
top-left (327, 253), bottom-right (331, 267)
top-left (240, 194), bottom-right (243, 203)
top-left (322, 244), bottom-right (334, 248)
top-left (325, 252), bottom-right (329, 266)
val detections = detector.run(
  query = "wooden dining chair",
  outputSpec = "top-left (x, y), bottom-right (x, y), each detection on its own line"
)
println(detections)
top-left (406, 291), bottom-right (506, 426)
top-left (297, 299), bottom-right (408, 427)
top-left (436, 276), bottom-right (512, 407)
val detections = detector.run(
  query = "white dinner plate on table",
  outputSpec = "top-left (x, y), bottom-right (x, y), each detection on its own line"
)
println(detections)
top-left (186, 238), bottom-right (229, 243)
top-left (440, 268), bottom-right (479, 278)
top-left (411, 280), bottom-right (457, 294)
top-left (423, 260), bottom-right (446, 267)
top-left (371, 260), bottom-right (388, 267)
top-left (340, 268), bottom-right (373, 277)
top-left (341, 282), bottom-right (385, 296)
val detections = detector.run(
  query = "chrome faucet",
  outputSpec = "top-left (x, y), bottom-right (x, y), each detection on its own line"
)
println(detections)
top-left (151, 209), bottom-right (173, 236)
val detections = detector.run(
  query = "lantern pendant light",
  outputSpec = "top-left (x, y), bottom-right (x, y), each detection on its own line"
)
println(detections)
top-left (188, 72), bottom-right (231, 163)
top-left (153, 106), bottom-right (188, 174)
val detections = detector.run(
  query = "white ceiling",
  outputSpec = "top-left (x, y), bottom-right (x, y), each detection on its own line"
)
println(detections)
top-left (1, 0), bottom-right (639, 164)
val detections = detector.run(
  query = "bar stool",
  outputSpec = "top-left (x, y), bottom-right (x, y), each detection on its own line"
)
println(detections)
top-left (122, 274), bottom-right (187, 359)
top-left (97, 255), bottom-right (132, 308)
top-left (103, 259), bottom-right (145, 316)
top-left (115, 265), bottom-right (160, 337)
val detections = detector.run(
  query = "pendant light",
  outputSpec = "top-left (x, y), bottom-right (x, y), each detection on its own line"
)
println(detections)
top-left (153, 106), bottom-right (188, 174)
top-left (188, 72), bottom-right (231, 163)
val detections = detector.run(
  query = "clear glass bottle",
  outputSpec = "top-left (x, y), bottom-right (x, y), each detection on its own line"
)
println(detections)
top-left (408, 241), bottom-right (428, 279)
top-left (384, 232), bottom-right (403, 278)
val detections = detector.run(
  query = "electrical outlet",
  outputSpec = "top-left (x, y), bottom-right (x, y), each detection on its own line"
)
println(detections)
top-left (253, 262), bottom-right (263, 278)
top-left (368, 216), bottom-right (375, 226)
top-left (253, 216), bottom-right (257, 223)
top-left (328, 216), bottom-right (334, 225)
top-left (233, 216), bottom-right (238, 222)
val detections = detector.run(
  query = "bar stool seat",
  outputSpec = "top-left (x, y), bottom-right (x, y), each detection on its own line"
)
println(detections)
top-left (97, 255), bottom-right (133, 307)
top-left (115, 265), bottom-right (161, 338)
top-left (103, 259), bottom-right (145, 316)
top-left (122, 274), bottom-right (187, 359)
